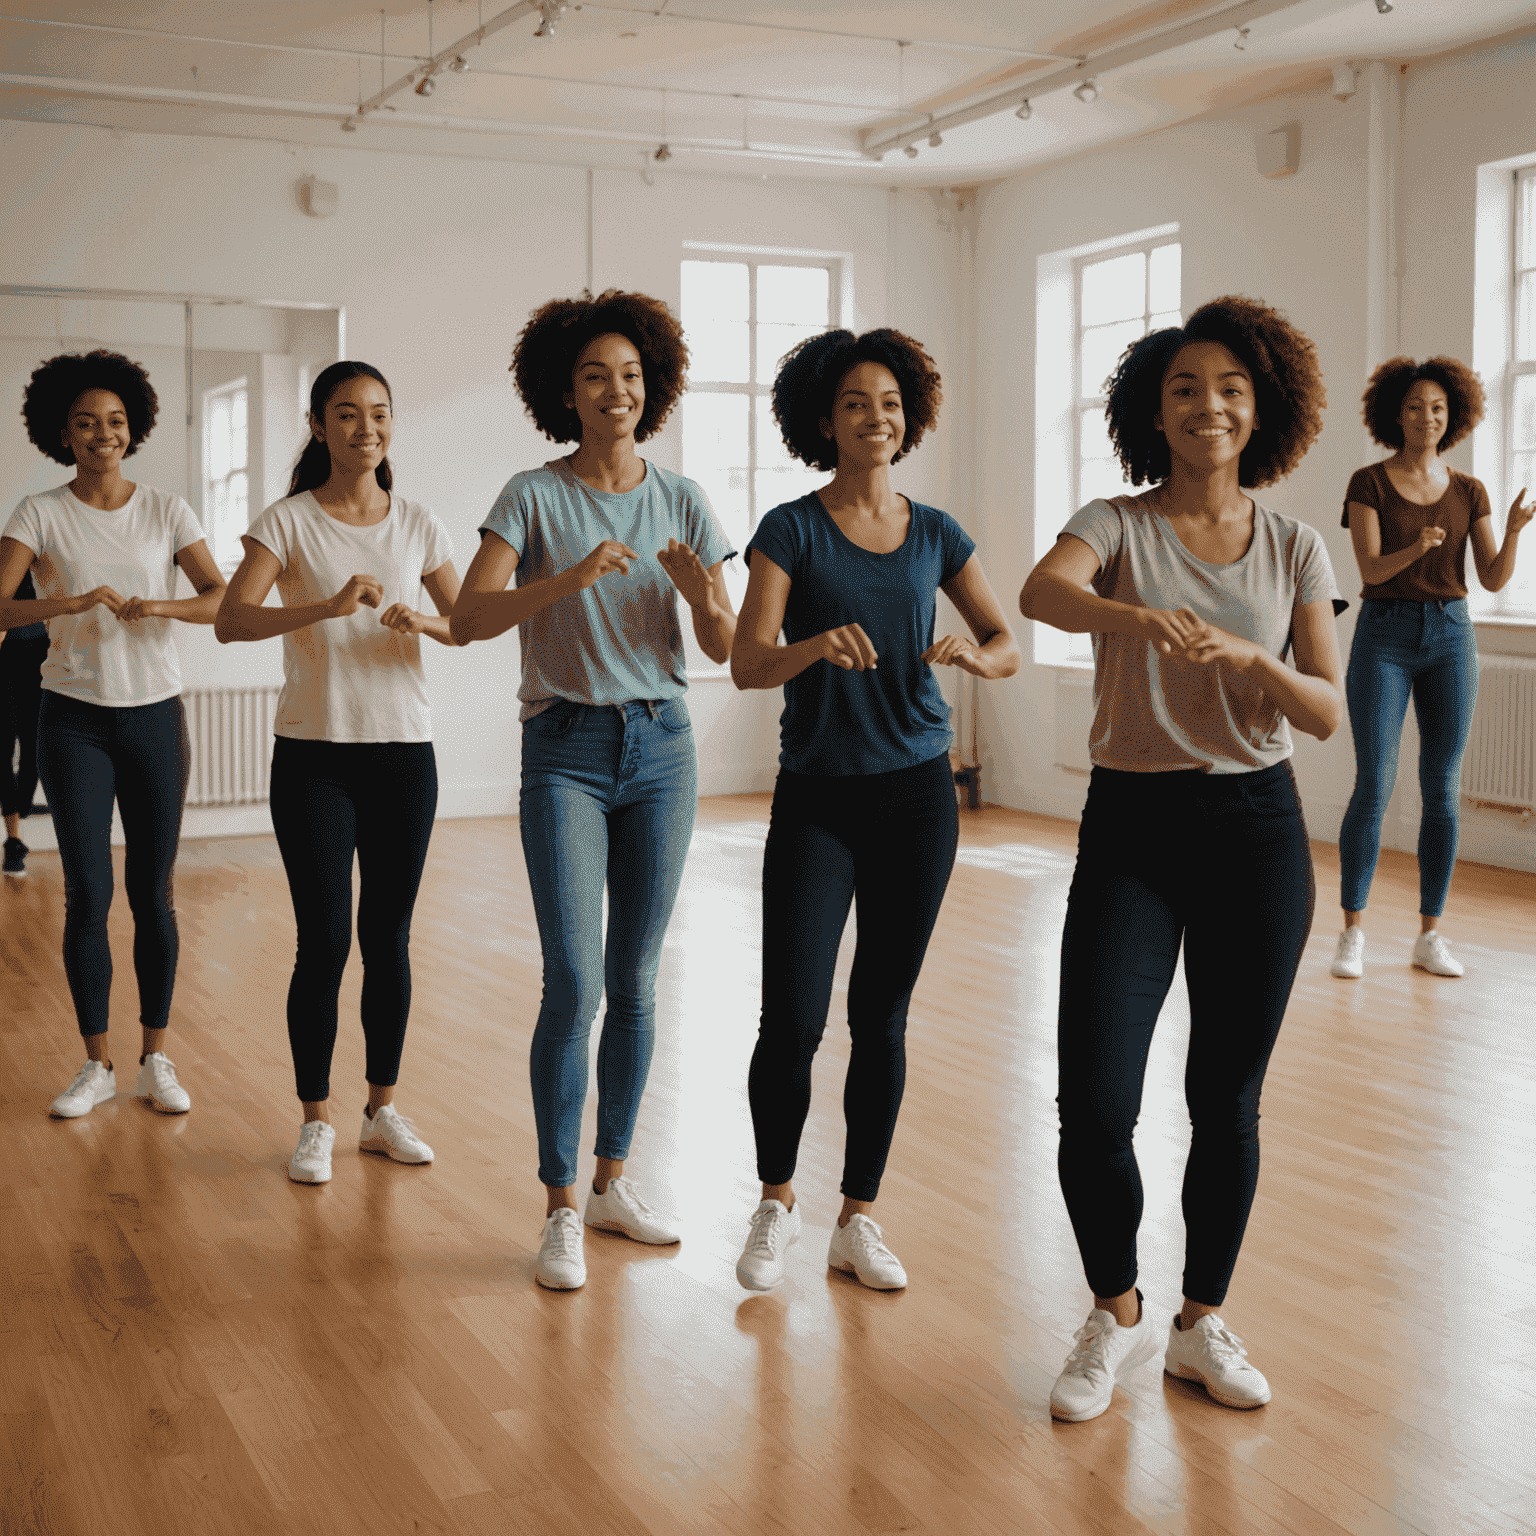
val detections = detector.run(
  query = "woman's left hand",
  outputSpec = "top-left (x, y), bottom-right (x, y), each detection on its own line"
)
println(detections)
top-left (116, 596), bottom-right (163, 623)
top-left (379, 604), bottom-right (428, 635)
top-left (657, 539), bottom-right (714, 609)
top-left (1508, 488), bottom-right (1533, 536)
top-left (1172, 622), bottom-right (1263, 671)
top-left (923, 634), bottom-right (989, 676)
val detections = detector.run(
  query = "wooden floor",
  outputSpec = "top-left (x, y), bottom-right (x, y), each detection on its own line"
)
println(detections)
top-left (2, 796), bottom-right (1534, 1536)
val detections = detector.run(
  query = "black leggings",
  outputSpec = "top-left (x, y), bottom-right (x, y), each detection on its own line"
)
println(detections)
top-left (36, 691), bottom-right (190, 1037)
top-left (1, 637), bottom-right (47, 818)
top-left (1057, 762), bottom-right (1314, 1306)
top-left (269, 736), bottom-right (438, 1104)
top-left (749, 753), bottom-right (959, 1202)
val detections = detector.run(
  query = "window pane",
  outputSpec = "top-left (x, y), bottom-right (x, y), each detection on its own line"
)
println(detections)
top-left (207, 396), bottom-right (230, 479)
top-left (681, 261), bottom-right (748, 322)
top-left (682, 392), bottom-right (750, 547)
top-left (758, 265), bottom-right (829, 325)
top-left (757, 322), bottom-right (824, 384)
top-left (230, 470), bottom-right (248, 527)
top-left (1518, 272), bottom-right (1536, 363)
top-left (755, 394), bottom-right (793, 468)
top-left (688, 320), bottom-right (749, 384)
top-left (1081, 252), bottom-right (1146, 327)
top-left (1514, 373), bottom-right (1536, 451)
top-left (1079, 406), bottom-right (1114, 461)
top-left (1149, 310), bottom-right (1182, 334)
top-left (1081, 320), bottom-right (1145, 396)
top-left (231, 390), bottom-right (248, 471)
top-left (1079, 456), bottom-right (1132, 507)
top-left (1149, 244), bottom-right (1180, 315)
top-left (1520, 171), bottom-right (1536, 271)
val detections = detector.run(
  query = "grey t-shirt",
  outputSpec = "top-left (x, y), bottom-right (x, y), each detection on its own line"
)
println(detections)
top-left (1061, 495), bottom-right (1341, 774)
top-left (480, 459), bottom-right (734, 718)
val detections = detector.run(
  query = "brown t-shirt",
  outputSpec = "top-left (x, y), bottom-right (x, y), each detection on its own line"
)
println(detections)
top-left (1341, 461), bottom-right (1490, 602)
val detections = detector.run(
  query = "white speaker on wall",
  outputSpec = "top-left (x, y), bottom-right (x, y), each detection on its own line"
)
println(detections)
top-left (296, 175), bottom-right (339, 218)
top-left (1258, 125), bottom-right (1300, 179)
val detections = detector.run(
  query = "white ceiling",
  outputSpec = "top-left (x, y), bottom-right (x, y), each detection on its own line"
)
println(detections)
top-left (0, 0), bottom-right (1531, 183)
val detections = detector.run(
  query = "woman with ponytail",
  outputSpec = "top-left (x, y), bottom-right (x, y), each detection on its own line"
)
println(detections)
top-left (216, 361), bottom-right (461, 1184)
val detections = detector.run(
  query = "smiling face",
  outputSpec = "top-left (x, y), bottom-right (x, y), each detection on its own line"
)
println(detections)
top-left (566, 332), bottom-right (645, 445)
top-left (1155, 340), bottom-right (1258, 478)
top-left (313, 374), bottom-right (392, 478)
top-left (62, 388), bottom-right (131, 471)
top-left (822, 361), bottom-right (905, 469)
top-left (1398, 378), bottom-right (1449, 453)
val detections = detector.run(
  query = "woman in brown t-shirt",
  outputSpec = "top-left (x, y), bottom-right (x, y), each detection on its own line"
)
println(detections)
top-left (1332, 356), bottom-right (1531, 980)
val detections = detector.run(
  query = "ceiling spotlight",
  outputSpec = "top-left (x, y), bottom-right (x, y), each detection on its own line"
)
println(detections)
top-left (653, 143), bottom-right (672, 163)
top-left (449, 54), bottom-right (470, 73)
top-left (1073, 79), bottom-right (1098, 103)
top-left (928, 130), bottom-right (943, 147)
top-left (1015, 98), bottom-right (1032, 120)
top-left (1234, 25), bottom-right (1250, 50)
top-left (534, 1), bottom-right (567, 37)
top-left (903, 143), bottom-right (919, 159)
top-left (339, 118), bottom-right (358, 133)
top-left (1374, 0), bottom-right (1392, 11)
top-left (414, 74), bottom-right (436, 97)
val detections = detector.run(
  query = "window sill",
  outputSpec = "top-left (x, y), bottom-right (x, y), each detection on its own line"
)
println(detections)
top-left (1473, 613), bottom-right (1536, 630)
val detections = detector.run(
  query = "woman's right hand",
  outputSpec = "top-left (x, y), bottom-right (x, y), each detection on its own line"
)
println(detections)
top-left (73, 585), bottom-right (125, 617)
top-left (1136, 606), bottom-right (1208, 655)
top-left (1414, 525), bottom-right (1447, 557)
top-left (329, 574), bottom-right (385, 617)
top-left (573, 540), bottom-right (639, 589)
top-left (819, 623), bottom-right (878, 671)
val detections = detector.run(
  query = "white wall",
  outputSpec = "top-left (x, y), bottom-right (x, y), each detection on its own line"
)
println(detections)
top-left (973, 30), bottom-right (1536, 874)
top-left (0, 121), bottom-right (963, 826)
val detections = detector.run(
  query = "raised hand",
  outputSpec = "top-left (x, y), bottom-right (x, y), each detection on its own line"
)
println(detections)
top-left (1414, 524), bottom-right (1448, 557)
top-left (1139, 605), bottom-right (1208, 656)
top-left (329, 574), bottom-right (385, 617)
top-left (116, 595), bottom-right (163, 623)
top-left (923, 633), bottom-right (988, 676)
top-left (820, 622), bottom-right (878, 672)
top-left (74, 585), bottom-right (126, 617)
top-left (656, 538), bottom-right (713, 609)
top-left (1507, 489), bottom-right (1533, 536)
top-left (573, 540), bottom-right (639, 589)
top-left (378, 603), bottom-right (428, 635)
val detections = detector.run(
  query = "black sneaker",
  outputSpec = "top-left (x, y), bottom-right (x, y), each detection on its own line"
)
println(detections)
top-left (3, 837), bottom-right (26, 877)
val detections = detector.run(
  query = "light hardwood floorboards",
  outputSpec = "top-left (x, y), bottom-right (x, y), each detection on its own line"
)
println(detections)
top-left (1, 797), bottom-right (1533, 1536)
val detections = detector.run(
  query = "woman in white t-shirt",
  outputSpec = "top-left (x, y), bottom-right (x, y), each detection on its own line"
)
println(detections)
top-left (0, 349), bottom-right (226, 1118)
top-left (1019, 297), bottom-right (1344, 1424)
top-left (216, 361), bottom-right (460, 1185)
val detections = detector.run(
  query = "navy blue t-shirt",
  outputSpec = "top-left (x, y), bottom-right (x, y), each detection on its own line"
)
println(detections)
top-left (746, 493), bottom-right (975, 776)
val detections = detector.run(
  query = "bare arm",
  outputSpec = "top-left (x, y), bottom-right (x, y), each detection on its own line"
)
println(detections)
top-left (378, 560), bottom-right (462, 647)
top-left (657, 540), bottom-right (736, 664)
top-left (929, 554), bottom-right (1021, 680)
top-left (0, 535), bottom-right (124, 626)
top-left (730, 551), bottom-right (877, 691)
top-left (1469, 489), bottom-right (1531, 593)
top-left (1346, 502), bottom-right (1446, 588)
top-left (215, 538), bottom-right (382, 643)
top-left (118, 539), bottom-right (226, 625)
top-left (449, 530), bottom-right (638, 647)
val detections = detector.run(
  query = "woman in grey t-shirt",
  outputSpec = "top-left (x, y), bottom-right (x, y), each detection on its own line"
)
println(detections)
top-left (1019, 296), bottom-right (1344, 1423)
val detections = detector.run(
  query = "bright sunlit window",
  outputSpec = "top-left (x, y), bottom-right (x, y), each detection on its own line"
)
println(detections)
top-left (680, 256), bottom-right (837, 606)
top-left (203, 378), bottom-right (248, 571)
top-left (1505, 165), bottom-right (1536, 610)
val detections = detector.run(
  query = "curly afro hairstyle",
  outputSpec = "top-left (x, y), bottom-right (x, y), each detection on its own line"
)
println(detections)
top-left (772, 327), bottom-right (941, 472)
top-left (1103, 295), bottom-right (1325, 489)
top-left (1361, 355), bottom-right (1484, 452)
top-left (511, 289), bottom-right (687, 445)
top-left (23, 348), bottom-right (159, 466)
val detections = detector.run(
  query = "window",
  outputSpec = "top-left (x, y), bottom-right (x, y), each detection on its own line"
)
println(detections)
top-left (1075, 238), bottom-right (1181, 509)
top-left (680, 257), bottom-right (837, 606)
top-left (1506, 166), bottom-right (1536, 609)
top-left (203, 378), bottom-right (248, 571)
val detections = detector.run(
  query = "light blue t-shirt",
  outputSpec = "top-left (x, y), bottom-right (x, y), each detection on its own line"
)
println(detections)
top-left (480, 459), bottom-right (733, 716)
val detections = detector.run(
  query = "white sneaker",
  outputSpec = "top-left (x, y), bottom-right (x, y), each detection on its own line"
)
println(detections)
top-left (134, 1052), bottom-right (191, 1113)
top-left (1412, 931), bottom-right (1464, 977)
top-left (1164, 1314), bottom-right (1271, 1408)
top-left (535, 1207), bottom-right (587, 1289)
top-left (50, 1060), bottom-right (116, 1118)
top-left (827, 1213), bottom-right (907, 1290)
top-left (289, 1120), bottom-right (336, 1184)
top-left (584, 1176), bottom-right (679, 1244)
top-left (1049, 1297), bottom-right (1159, 1422)
top-left (358, 1103), bottom-right (433, 1164)
top-left (735, 1199), bottom-right (801, 1291)
top-left (1330, 927), bottom-right (1364, 978)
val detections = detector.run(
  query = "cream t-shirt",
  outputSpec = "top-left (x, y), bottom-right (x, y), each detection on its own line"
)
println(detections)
top-left (245, 492), bottom-right (454, 743)
top-left (3, 483), bottom-right (204, 707)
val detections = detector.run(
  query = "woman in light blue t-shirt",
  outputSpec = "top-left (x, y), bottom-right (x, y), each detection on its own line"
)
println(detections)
top-left (452, 290), bottom-right (735, 1292)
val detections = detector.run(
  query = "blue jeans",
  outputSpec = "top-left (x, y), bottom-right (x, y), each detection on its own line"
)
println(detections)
top-left (1338, 598), bottom-right (1479, 917)
top-left (520, 697), bottom-right (697, 1188)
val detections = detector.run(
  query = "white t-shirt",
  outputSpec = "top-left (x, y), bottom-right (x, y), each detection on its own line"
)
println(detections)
top-left (2, 483), bottom-right (204, 707)
top-left (245, 491), bottom-right (454, 743)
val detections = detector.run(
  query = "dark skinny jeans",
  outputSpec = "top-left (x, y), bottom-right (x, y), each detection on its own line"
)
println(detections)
top-left (1, 635), bottom-right (48, 817)
top-left (1057, 761), bottom-right (1314, 1306)
top-left (36, 691), bottom-right (190, 1036)
top-left (269, 737), bottom-right (438, 1104)
top-left (749, 753), bottom-right (959, 1202)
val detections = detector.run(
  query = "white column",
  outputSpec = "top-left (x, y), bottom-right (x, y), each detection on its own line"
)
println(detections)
top-left (1363, 59), bottom-right (1401, 373)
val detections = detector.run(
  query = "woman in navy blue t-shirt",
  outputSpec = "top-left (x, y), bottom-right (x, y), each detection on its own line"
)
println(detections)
top-left (729, 327), bottom-right (1019, 1293)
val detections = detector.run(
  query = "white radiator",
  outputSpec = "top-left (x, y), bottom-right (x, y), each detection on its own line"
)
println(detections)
top-left (1461, 656), bottom-right (1536, 812)
top-left (183, 686), bottom-right (280, 808)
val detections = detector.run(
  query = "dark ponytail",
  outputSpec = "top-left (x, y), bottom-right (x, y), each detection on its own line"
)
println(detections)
top-left (288, 360), bottom-right (395, 496)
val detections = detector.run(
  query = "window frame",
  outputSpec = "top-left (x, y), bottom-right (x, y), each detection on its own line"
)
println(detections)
top-left (1497, 164), bottom-right (1536, 618)
top-left (201, 376), bottom-right (249, 574)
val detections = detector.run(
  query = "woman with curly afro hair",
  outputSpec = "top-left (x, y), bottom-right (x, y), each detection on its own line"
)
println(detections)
top-left (729, 328), bottom-right (1019, 1296)
top-left (1019, 296), bottom-right (1345, 1421)
top-left (0, 349), bottom-right (226, 1119)
top-left (451, 290), bottom-right (736, 1290)
top-left (1330, 357), bottom-right (1530, 982)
